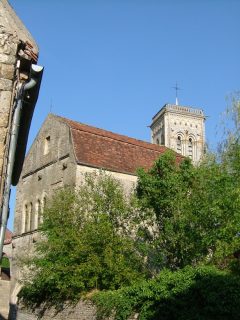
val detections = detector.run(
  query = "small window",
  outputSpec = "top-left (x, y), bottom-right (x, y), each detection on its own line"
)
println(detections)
top-left (156, 138), bottom-right (160, 145)
top-left (25, 204), bottom-right (31, 233)
top-left (42, 196), bottom-right (47, 212)
top-left (176, 136), bottom-right (182, 154)
top-left (160, 134), bottom-right (164, 145)
top-left (22, 204), bottom-right (27, 233)
top-left (188, 138), bottom-right (193, 158)
top-left (44, 136), bottom-right (51, 155)
top-left (35, 199), bottom-right (41, 229)
top-left (29, 203), bottom-right (33, 231)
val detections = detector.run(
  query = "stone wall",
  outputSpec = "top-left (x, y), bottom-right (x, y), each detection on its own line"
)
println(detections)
top-left (0, 279), bottom-right (10, 319)
top-left (0, 27), bottom-right (18, 205)
top-left (16, 301), bottom-right (97, 320)
top-left (16, 301), bottom-right (138, 320)
top-left (0, 0), bottom-right (39, 206)
top-left (0, 1), bottom-right (39, 318)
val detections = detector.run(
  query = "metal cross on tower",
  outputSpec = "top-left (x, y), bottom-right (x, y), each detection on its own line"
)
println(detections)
top-left (172, 82), bottom-right (181, 105)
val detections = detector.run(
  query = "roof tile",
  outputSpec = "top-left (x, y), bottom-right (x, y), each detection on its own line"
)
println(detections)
top-left (56, 115), bottom-right (183, 175)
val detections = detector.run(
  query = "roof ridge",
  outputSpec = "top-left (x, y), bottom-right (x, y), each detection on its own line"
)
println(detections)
top-left (51, 113), bottom-right (168, 153)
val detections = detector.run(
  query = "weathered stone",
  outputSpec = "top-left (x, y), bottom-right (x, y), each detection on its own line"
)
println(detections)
top-left (0, 63), bottom-right (14, 79)
top-left (0, 1), bottom-right (38, 54)
top-left (0, 77), bottom-right (12, 90)
top-left (0, 52), bottom-right (16, 64)
top-left (0, 33), bottom-right (18, 55)
top-left (0, 112), bottom-right (9, 127)
top-left (0, 2), bottom-right (40, 318)
top-left (16, 300), bottom-right (139, 320)
top-left (0, 143), bottom-right (5, 165)
top-left (0, 126), bottom-right (7, 142)
top-left (0, 90), bottom-right (12, 112)
top-left (0, 280), bottom-right (11, 320)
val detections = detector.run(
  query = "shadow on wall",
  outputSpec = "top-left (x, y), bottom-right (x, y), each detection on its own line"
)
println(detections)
top-left (0, 313), bottom-right (7, 320)
top-left (8, 304), bottom-right (17, 320)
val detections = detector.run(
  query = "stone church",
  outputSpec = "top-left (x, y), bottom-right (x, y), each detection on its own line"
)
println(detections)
top-left (11, 105), bottom-right (205, 309)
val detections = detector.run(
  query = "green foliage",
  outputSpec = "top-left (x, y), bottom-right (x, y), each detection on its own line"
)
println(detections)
top-left (93, 265), bottom-right (240, 320)
top-left (0, 256), bottom-right (10, 268)
top-left (19, 172), bottom-right (150, 306)
top-left (136, 148), bottom-right (240, 270)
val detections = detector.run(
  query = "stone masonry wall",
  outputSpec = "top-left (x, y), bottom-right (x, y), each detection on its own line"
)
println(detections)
top-left (0, 0), bottom-right (39, 207)
top-left (0, 1), bottom-right (39, 318)
top-left (17, 301), bottom-right (97, 320)
top-left (0, 279), bottom-right (11, 319)
top-left (16, 301), bottom-right (138, 320)
top-left (0, 27), bottom-right (18, 205)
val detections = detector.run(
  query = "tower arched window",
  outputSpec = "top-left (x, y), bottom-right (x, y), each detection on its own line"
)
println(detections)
top-left (24, 204), bottom-right (31, 233)
top-left (22, 204), bottom-right (27, 233)
top-left (29, 202), bottom-right (33, 231)
top-left (176, 135), bottom-right (182, 154)
top-left (160, 134), bottom-right (164, 145)
top-left (188, 138), bottom-right (193, 159)
top-left (35, 199), bottom-right (41, 229)
top-left (156, 138), bottom-right (160, 145)
top-left (42, 196), bottom-right (47, 210)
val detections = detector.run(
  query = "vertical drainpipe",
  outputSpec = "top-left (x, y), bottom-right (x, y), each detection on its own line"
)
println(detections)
top-left (0, 65), bottom-right (43, 260)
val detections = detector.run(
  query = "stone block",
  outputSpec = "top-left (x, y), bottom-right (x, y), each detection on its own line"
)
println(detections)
top-left (0, 90), bottom-right (12, 113)
top-left (0, 63), bottom-right (14, 79)
top-left (0, 31), bottom-right (18, 55)
top-left (0, 158), bottom-right (3, 175)
top-left (0, 78), bottom-right (12, 90)
top-left (0, 127), bottom-right (7, 144)
top-left (0, 144), bottom-right (6, 160)
top-left (0, 112), bottom-right (9, 127)
top-left (0, 52), bottom-right (16, 64)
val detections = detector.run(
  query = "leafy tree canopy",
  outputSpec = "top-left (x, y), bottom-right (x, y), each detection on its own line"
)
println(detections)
top-left (19, 172), bottom-right (155, 306)
top-left (136, 132), bottom-right (240, 270)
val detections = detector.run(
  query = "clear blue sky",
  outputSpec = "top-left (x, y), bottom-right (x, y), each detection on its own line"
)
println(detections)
top-left (8, 0), bottom-right (240, 230)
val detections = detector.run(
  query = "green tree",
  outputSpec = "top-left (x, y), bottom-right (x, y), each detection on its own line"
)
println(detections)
top-left (136, 149), bottom-right (240, 270)
top-left (19, 172), bottom-right (152, 306)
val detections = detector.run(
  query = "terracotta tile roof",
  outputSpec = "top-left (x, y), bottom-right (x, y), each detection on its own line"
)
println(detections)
top-left (4, 228), bottom-right (12, 245)
top-left (55, 115), bottom-right (183, 175)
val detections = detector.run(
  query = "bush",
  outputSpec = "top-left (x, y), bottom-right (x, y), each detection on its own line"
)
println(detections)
top-left (93, 265), bottom-right (240, 320)
top-left (0, 256), bottom-right (10, 268)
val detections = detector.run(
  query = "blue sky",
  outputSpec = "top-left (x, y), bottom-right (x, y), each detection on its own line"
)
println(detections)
top-left (8, 0), bottom-right (240, 229)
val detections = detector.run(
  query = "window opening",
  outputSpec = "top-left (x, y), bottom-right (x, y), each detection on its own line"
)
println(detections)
top-left (160, 134), bottom-right (164, 145)
top-left (25, 204), bottom-right (30, 232)
top-left (44, 136), bottom-right (51, 155)
top-left (22, 204), bottom-right (27, 233)
top-left (176, 135), bottom-right (182, 154)
top-left (29, 202), bottom-right (33, 231)
top-left (188, 138), bottom-right (193, 159)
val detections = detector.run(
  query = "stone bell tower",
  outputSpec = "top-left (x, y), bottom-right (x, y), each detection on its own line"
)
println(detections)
top-left (150, 104), bottom-right (205, 164)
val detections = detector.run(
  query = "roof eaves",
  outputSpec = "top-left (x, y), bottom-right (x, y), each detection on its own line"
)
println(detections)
top-left (76, 160), bottom-right (138, 177)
